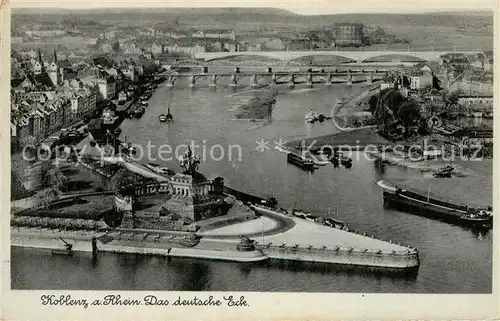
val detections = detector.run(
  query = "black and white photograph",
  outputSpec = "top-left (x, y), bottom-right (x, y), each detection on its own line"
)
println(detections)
top-left (4, 0), bottom-right (497, 309)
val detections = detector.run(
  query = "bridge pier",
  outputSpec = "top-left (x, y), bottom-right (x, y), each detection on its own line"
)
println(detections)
top-left (366, 71), bottom-right (374, 85)
top-left (251, 74), bottom-right (258, 88)
top-left (209, 74), bottom-right (217, 87)
top-left (346, 71), bottom-right (353, 86)
top-left (325, 73), bottom-right (332, 86)
top-left (270, 74), bottom-right (277, 86)
top-left (307, 73), bottom-right (313, 87)
top-left (166, 75), bottom-right (175, 87)
top-left (287, 74), bottom-right (295, 88)
top-left (188, 75), bottom-right (196, 88)
top-left (229, 74), bottom-right (238, 87)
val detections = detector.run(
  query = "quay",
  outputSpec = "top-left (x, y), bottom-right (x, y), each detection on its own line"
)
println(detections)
top-left (11, 189), bottom-right (420, 273)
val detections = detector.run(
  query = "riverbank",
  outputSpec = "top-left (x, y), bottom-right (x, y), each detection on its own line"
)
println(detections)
top-left (287, 127), bottom-right (390, 150)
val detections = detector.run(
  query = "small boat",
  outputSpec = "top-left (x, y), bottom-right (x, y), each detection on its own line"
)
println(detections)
top-left (52, 238), bottom-right (74, 256)
top-left (287, 152), bottom-right (315, 170)
top-left (434, 165), bottom-right (454, 178)
top-left (341, 158), bottom-right (353, 169)
top-left (459, 209), bottom-right (493, 226)
top-left (324, 218), bottom-right (347, 229)
top-left (51, 248), bottom-right (74, 256)
top-left (134, 107), bottom-right (145, 118)
top-left (305, 110), bottom-right (320, 123)
top-left (159, 107), bottom-right (173, 123)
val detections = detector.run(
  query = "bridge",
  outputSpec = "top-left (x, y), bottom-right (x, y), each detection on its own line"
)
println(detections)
top-left (194, 50), bottom-right (483, 62)
top-left (161, 70), bottom-right (388, 88)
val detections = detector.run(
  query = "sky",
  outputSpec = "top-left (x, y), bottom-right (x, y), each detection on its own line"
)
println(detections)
top-left (11, 0), bottom-right (497, 15)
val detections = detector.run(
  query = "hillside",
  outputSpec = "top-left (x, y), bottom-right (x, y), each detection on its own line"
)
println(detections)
top-left (12, 9), bottom-right (493, 50)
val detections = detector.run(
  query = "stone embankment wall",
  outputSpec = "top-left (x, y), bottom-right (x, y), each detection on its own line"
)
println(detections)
top-left (256, 244), bottom-right (419, 269)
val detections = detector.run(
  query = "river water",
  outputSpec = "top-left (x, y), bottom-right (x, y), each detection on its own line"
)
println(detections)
top-left (11, 75), bottom-right (492, 293)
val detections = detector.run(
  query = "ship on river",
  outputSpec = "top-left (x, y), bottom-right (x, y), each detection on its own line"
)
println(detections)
top-left (378, 180), bottom-right (493, 228)
top-left (287, 152), bottom-right (315, 170)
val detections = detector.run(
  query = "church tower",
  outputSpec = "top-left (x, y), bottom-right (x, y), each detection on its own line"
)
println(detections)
top-left (48, 47), bottom-right (60, 87)
top-left (33, 48), bottom-right (45, 75)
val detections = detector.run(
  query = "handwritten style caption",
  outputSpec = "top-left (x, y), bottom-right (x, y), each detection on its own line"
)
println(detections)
top-left (41, 294), bottom-right (249, 309)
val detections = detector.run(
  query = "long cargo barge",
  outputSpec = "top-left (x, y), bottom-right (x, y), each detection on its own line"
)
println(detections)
top-left (378, 181), bottom-right (493, 228)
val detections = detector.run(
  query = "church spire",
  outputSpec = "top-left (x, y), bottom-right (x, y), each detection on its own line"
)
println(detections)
top-left (51, 46), bottom-right (58, 63)
top-left (37, 48), bottom-right (43, 64)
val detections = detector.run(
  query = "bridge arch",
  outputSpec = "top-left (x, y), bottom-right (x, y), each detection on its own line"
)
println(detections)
top-left (205, 54), bottom-right (284, 63)
top-left (360, 53), bottom-right (427, 63)
top-left (195, 51), bottom-right (483, 63)
top-left (288, 54), bottom-right (355, 64)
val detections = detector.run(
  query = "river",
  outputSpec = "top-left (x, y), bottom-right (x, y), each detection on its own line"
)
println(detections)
top-left (11, 77), bottom-right (492, 293)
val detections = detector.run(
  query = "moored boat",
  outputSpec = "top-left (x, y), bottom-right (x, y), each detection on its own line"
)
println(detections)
top-left (305, 110), bottom-right (320, 123)
top-left (433, 165), bottom-right (454, 178)
top-left (51, 248), bottom-right (74, 256)
top-left (287, 152), bottom-right (315, 170)
top-left (134, 107), bottom-right (145, 118)
top-left (159, 107), bottom-right (173, 123)
top-left (52, 238), bottom-right (74, 256)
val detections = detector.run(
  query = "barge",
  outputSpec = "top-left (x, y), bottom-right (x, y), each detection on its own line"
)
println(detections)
top-left (379, 181), bottom-right (493, 228)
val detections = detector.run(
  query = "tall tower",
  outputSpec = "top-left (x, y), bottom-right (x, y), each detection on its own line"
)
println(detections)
top-left (48, 47), bottom-right (60, 86)
top-left (33, 48), bottom-right (45, 75)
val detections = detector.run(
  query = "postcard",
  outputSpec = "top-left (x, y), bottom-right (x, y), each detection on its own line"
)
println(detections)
top-left (1, 0), bottom-right (498, 320)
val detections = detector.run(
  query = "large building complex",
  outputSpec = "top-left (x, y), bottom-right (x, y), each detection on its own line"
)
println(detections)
top-left (330, 23), bottom-right (364, 47)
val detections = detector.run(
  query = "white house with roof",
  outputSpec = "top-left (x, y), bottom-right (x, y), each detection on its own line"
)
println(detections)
top-left (409, 71), bottom-right (433, 90)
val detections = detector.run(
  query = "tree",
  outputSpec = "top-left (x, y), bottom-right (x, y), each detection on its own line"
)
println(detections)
top-left (110, 167), bottom-right (136, 196)
top-left (444, 90), bottom-right (460, 108)
top-left (42, 167), bottom-right (69, 192)
top-left (432, 75), bottom-right (442, 90)
top-left (34, 188), bottom-right (60, 209)
top-left (386, 90), bottom-right (405, 115)
top-left (397, 100), bottom-right (421, 130)
top-left (368, 95), bottom-right (379, 113)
